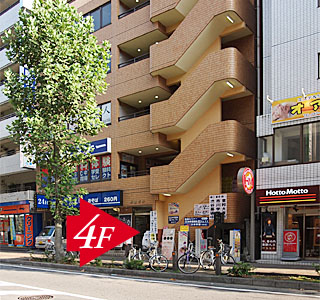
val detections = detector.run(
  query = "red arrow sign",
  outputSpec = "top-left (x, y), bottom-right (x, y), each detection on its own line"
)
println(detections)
top-left (67, 199), bottom-right (139, 266)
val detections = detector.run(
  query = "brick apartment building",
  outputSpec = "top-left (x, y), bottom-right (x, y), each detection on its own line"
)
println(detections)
top-left (0, 0), bottom-right (257, 252)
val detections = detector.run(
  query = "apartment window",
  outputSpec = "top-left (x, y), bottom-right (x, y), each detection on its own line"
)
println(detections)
top-left (84, 2), bottom-right (111, 32)
top-left (99, 102), bottom-right (111, 125)
top-left (258, 136), bottom-right (273, 167)
top-left (274, 125), bottom-right (301, 164)
top-left (303, 122), bottom-right (320, 162)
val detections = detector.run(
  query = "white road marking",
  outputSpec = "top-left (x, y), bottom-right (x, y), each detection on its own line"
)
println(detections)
top-left (1, 263), bottom-right (319, 299)
top-left (0, 280), bottom-right (106, 300)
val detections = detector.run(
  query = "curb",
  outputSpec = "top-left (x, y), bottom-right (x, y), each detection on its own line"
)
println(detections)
top-left (1, 259), bottom-right (319, 292)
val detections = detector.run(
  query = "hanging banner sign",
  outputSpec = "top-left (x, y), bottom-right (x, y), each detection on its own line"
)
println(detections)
top-left (79, 163), bottom-right (89, 182)
top-left (272, 91), bottom-right (320, 124)
top-left (25, 215), bottom-right (34, 246)
top-left (90, 157), bottom-right (101, 181)
top-left (162, 228), bottom-right (175, 260)
top-left (262, 212), bottom-right (277, 252)
top-left (101, 155), bottom-right (111, 180)
top-left (178, 231), bottom-right (188, 257)
top-left (150, 211), bottom-right (158, 233)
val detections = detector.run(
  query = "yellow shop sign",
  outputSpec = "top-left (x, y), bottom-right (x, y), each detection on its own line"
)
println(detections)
top-left (272, 92), bottom-right (320, 124)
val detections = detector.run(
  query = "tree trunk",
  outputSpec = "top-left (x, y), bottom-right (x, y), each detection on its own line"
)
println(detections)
top-left (55, 216), bottom-right (65, 262)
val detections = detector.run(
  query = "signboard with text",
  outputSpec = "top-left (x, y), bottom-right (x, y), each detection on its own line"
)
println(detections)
top-left (256, 186), bottom-right (319, 206)
top-left (184, 217), bottom-right (209, 227)
top-left (209, 194), bottom-right (227, 220)
top-left (282, 229), bottom-right (300, 261)
top-left (194, 204), bottom-right (209, 216)
top-left (272, 91), bottom-right (320, 124)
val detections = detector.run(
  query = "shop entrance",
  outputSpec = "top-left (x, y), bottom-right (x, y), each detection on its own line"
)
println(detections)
top-left (287, 208), bottom-right (320, 260)
top-left (134, 214), bottom-right (150, 247)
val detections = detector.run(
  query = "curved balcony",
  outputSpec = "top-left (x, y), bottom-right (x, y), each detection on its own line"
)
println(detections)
top-left (150, 120), bottom-right (255, 194)
top-left (150, 48), bottom-right (256, 134)
top-left (150, 0), bottom-right (197, 28)
top-left (150, 0), bottom-right (255, 79)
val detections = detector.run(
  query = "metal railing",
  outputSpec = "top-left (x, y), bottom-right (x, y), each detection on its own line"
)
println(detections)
top-left (118, 108), bottom-right (150, 122)
top-left (3, 186), bottom-right (36, 193)
top-left (118, 169), bottom-right (150, 179)
top-left (118, 1), bottom-right (150, 19)
top-left (0, 112), bottom-right (16, 121)
top-left (118, 53), bottom-right (149, 68)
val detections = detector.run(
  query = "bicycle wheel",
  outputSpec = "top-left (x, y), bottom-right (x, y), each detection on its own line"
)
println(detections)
top-left (149, 254), bottom-right (168, 272)
top-left (133, 253), bottom-right (150, 265)
top-left (178, 253), bottom-right (200, 274)
top-left (200, 250), bottom-right (215, 270)
top-left (221, 254), bottom-right (236, 265)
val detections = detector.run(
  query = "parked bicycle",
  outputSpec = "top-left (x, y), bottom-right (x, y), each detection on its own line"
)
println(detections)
top-left (177, 242), bottom-right (200, 274)
top-left (44, 240), bottom-right (79, 260)
top-left (131, 241), bottom-right (168, 272)
top-left (200, 239), bottom-right (236, 270)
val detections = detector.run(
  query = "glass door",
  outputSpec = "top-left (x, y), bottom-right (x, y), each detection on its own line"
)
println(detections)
top-left (305, 216), bottom-right (320, 259)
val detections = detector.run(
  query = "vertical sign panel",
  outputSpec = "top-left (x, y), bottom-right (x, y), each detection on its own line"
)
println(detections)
top-left (90, 157), bottom-right (101, 181)
top-left (25, 215), bottom-right (34, 246)
top-left (79, 163), bottom-right (89, 182)
top-left (101, 155), bottom-right (111, 180)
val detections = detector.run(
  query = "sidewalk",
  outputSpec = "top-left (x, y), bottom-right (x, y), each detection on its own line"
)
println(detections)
top-left (0, 248), bottom-right (318, 277)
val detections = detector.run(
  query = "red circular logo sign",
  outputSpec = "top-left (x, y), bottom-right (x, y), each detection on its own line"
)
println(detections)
top-left (242, 168), bottom-right (254, 194)
top-left (284, 232), bottom-right (296, 243)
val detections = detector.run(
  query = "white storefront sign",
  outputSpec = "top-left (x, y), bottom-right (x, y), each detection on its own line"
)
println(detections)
top-left (209, 194), bottom-right (227, 220)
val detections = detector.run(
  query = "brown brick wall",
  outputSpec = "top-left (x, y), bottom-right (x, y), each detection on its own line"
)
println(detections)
top-left (150, 120), bottom-right (256, 194)
top-left (150, 0), bottom-right (255, 73)
top-left (150, 0), bottom-right (180, 19)
top-left (222, 95), bottom-right (255, 131)
top-left (151, 48), bottom-right (256, 132)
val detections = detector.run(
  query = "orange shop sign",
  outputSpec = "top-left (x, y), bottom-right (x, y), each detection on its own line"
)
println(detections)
top-left (0, 204), bottom-right (30, 215)
top-left (25, 215), bottom-right (34, 246)
top-left (272, 91), bottom-right (320, 124)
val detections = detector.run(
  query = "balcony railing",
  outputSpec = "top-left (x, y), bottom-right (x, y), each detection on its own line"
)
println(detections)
top-left (118, 169), bottom-right (150, 179)
top-left (118, 108), bottom-right (150, 122)
top-left (118, 1), bottom-right (150, 19)
top-left (0, 149), bottom-right (17, 158)
top-left (118, 53), bottom-right (149, 69)
top-left (0, 112), bottom-right (16, 122)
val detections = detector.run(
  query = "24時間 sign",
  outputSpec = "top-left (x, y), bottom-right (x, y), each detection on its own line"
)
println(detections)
top-left (256, 186), bottom-right (319, 206)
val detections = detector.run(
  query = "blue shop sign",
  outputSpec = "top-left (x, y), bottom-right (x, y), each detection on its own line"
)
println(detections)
top-left (91, 138), bottom-right (111, 155)
top-left (84, 190), bottom-right (123, 207)
top-left (36, 194), bottom-right (50, 209)
top-left (184, 217), bottom-right (209, 227)
top-left (35, 194), bottom-right (80, 209)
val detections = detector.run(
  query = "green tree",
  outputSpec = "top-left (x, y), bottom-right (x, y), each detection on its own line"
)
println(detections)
top-left (2, 0), bottom-right (110, 261)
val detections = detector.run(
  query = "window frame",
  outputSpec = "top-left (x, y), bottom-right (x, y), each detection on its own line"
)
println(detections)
top-left (84, 2), bottom-right (111, 32)
top-left (98, 101), bottom-right (111, 125)
top-left (258, 122), bottom-right (320, 168)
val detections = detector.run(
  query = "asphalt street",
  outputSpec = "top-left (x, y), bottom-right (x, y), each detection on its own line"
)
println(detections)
top-left (0, 263), bottom-right (319, 300)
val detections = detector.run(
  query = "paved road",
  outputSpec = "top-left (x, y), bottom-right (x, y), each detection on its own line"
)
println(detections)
top-left (0, 264), bottom-right (319, 300)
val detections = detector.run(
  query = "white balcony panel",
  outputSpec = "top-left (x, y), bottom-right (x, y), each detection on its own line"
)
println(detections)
top-left (257, 163), bottom-right (320, 190)
top-left (0, 49), bottom-right (11, 70)
top-left (21, 0), bottom-right (34, 10)
top-left (0, 84), bottom-right (8, 105)
top-left (0, 2), bottom-right (19, 34)
top-left (0, 115), bottom-right (16, 139)
top-left (0, 190), bottom-right (35, 204)
top-left (0, 153), bottom-right (31, 176)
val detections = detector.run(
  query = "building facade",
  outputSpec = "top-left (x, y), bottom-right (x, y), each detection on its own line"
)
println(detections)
top-left (1, 0), bottom-right (257, 253)
top-left (256, 0), bottom-right (320, 261)
top-left (72, 0), bottom-right (257, 251)
top-left (0, 0), bottom-right (41, 247)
